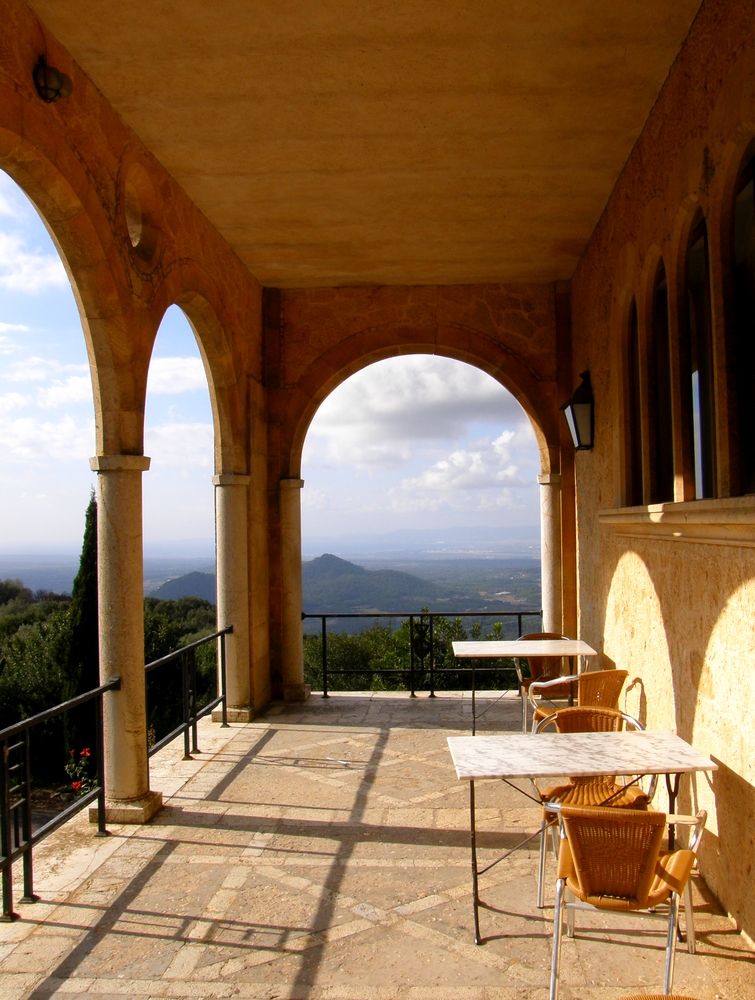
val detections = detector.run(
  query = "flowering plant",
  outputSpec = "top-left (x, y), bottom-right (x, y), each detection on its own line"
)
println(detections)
top-left (64, 748), bottom-right (94, 795)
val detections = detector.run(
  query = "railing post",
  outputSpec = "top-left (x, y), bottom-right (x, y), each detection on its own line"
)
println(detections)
top-left (321, 617), bottom-right (329, 698)
top-left (219, 631), bottom-right (229, 727)
top-left (19, 729), bottom-right (36, 904)
top-left (409, 616), bottom-right (416, 697)
top-left (181, 653), bottom-right (192, 761)
top-left (189, 647), bottom-right (199, 755)
top-left (0, 737), bottom-right (16, 921)
top-left (429, 615), bottom-right (436, 697)
top-left (95, 692), bottom-right (109, 836)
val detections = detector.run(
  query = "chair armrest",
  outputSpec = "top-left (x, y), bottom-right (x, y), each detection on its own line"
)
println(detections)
top-left (666, 810), bottom-right (707, 852)
top-left (528, 674), bottom-right (579, 709)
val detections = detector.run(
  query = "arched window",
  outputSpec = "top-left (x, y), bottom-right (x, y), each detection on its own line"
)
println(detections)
top-left (648, 263), bottom-right (674, 503)
top-left (626, 298), bottom-right (644, 505)
top-left (683, 218), bottom-right (716, 498)
top-left (732, 153), bottom-right (755, 493)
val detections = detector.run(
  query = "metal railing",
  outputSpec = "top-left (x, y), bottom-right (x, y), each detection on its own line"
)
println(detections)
top-left (0, 677), bottom-right (120, 921)
top-left (145, 625), bottom-right (232, 759)
top-left (302, 610), bottom-right (542, 697)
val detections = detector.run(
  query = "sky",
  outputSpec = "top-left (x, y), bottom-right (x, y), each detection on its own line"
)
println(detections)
top-left (0, 168), bottom-right (541, 555)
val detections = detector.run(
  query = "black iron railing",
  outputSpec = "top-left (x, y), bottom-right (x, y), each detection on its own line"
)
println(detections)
top-left (145, 625), bottom-right (232, 759)
top-left (0, 677), bottom-right (119, 921)
top-left (302, 611), bottom-right (542, 697)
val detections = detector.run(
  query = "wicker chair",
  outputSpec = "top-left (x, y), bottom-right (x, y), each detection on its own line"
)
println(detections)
top-left (514, 632), bottom-right (572, 733)
top-left (548, 805), bottom-right (706, 1000)
top-left (532, 706), bottom-right (656, 907)
top-left (528, 667), bottom-right (628, 732)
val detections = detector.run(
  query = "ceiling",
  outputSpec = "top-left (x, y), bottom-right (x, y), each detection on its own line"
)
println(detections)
top-left (32, 1), bottom-right (701, 288)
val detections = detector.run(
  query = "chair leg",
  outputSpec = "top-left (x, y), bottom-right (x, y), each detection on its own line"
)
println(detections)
top-left (550, 878), bottom-right (565, 1000)
top-left (522, 691), bottom-right (528, 734)
top-left (684, 877), bottom-right (696, 954)
top-left (538, 818), bottom-right (548, 908)
top-left (664, 892), bottom-right (679, 995)
top-left (566, 887), bottom-right (575, 938)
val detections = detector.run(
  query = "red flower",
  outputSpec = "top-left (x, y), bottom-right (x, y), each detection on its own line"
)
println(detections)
top-left (69, 749), bottom-right (75, 756)
top-left (80, 748), bottom-right (91, 757)
top-left (71, 781), bottom-right (82, 790)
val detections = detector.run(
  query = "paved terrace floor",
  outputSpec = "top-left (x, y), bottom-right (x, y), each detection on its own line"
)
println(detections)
top-left (1, 693), bottom-right (753, 1000)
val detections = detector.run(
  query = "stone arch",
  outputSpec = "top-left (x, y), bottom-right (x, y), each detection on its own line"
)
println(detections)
top-left (0, 118), bottom-right (140, 456)
top-left (149, 266), bottom-right (249, 476)
top-left (286, 323), bottom-right (559, 480)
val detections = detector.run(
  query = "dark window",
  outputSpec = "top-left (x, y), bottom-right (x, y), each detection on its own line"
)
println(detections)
top-left (648, 264), bottom-right (674, 502)
top-left (732, 157), bottom-right (755, 493)
top-left (683, 219), bottom-right (716, 498)
top-left (626, 299), bottom-right (644, 505)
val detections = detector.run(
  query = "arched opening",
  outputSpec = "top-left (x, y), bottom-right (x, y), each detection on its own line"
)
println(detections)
top-left (730, 147), bottom-right (755, 494)
top-left (625, 298), bottom-right (644, 506)
top-left (143, 304), bottom-right (218, 747)
top-left (298, 353), bottom-right (546, 693)
top-left (648, 262), bottom-right (674, 503)
top-left (683, 216), bottom-right (717, 498)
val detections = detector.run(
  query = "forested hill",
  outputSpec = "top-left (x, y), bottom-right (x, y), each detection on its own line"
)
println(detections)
top-left (303, 554), bottom-right (444, 613)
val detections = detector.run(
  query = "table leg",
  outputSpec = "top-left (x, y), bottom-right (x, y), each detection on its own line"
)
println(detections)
top-left (470, 779), bottom-right (482, 945)
top-left (665, 772), bottom-right (682, 850)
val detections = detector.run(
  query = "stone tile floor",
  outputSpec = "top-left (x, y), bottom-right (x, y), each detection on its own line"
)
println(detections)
top-left (0, 692), bottom-right (753, 1000)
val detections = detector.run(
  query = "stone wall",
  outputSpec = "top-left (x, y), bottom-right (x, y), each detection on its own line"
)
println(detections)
top-left (571, 0), bottom-right (755, 937)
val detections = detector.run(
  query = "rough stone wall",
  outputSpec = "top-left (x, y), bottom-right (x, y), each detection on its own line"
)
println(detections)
top-left (571, 0), bottom-right (755, 936)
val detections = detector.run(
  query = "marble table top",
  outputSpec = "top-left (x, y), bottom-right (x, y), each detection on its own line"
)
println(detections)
top-left (447, 730), bottom-right (718, 780)
top-left (452, 639), bottom-right (598, 658)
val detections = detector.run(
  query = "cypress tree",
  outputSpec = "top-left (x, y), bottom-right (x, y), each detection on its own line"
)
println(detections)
top-left (63, 491), bottom-right (99, 754)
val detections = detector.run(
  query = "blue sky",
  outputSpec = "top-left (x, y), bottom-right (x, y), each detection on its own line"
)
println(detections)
top-left (0, 168), bottom-right (540, 554)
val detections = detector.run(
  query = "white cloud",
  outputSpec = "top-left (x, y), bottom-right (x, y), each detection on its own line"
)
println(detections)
top-left (37, 376), bottom-right (92, 408)
top-left (0, 322), bottom-right (29, 333)
top-left (0, 232), bottom-right (68, 293)
top-left (145, 422), bottom-right (214, 468)
top-left (6, 357), bottom-right (88, 382)
top-left (0, 392), bottom-right (33, 414)
top-left (147, 357), bottom-right (207, 394)
top-left (305, 355), bottom-right (528, 469)
top-left (0, 414), bottom-right (94, 462)
top-left (395, 430), bottom-right (532, 494)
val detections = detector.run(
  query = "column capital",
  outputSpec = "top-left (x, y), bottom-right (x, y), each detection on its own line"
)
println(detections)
top-left (212, 473), bottom-right (251, 486)
top-left (537, 473), bottom-right (562, 487)
top-left (280, 478), bottom-right (305, 490)
top-left (90, 455), bottom-right (151, 472)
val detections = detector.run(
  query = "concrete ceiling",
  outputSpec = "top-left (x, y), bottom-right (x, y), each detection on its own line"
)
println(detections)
top-left (32, 1), bottom-right (701, 288)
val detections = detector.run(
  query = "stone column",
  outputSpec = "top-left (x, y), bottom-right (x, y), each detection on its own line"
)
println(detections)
top-left (279, 478), bottom-right (310, 702)
top-left (90, 455), bottom-right (162, 824)
top-left (213, 474), bottom-right (252, 721)
top-left (538, 473), bottom-right (563, 634)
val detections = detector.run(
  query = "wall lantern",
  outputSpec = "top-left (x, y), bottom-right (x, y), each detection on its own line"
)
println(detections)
top-left (560, 370), bottom-right (594, 450)
top-left (33, 56), bottom-right (73, 103)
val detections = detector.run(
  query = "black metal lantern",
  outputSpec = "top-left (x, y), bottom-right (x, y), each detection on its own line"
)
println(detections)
top-left (560, 370), bottom-right (594, 450)
top-left (33, 56), bottom-right (73, 104)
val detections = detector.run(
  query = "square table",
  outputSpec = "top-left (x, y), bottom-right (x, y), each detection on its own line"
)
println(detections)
top-left (447, 730), bottom-right (717, 944)
top-left (452, 639), bottom-right (599, 733)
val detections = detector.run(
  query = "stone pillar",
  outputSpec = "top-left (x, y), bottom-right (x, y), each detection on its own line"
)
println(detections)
top-left (279, 478), bottom-right (310, 702)
top-left (90, 455), bottom-right (162, 824)
top-left (213, 474), bottom-right (252, 722)
top-left (538, 473), bottom-right (563, 634)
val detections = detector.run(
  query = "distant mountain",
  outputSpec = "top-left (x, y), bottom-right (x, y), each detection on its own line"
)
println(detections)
top-left (303, 554), bottom-right (444, 613)
top-left (151, 571), bottom-right (216, 602)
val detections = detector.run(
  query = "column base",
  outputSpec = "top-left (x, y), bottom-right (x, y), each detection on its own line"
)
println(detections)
top-left (212, 706), bottom-right (254, 723)
top-left (89, 790), bottom-right (163, 825)
top-left (284, 683), bottom-right (311, 703)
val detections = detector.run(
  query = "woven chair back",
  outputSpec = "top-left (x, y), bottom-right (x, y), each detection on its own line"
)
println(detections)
top-left (577, 669), bottom-right (628, 709)
top-left (560, 806), bottom-right (666, 904)
top-left (552, 706), bottom-right (625, 733)
top-left (518, 632), bottom-right (569, 683)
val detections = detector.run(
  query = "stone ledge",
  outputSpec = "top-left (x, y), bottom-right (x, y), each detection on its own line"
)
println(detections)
top-left (599, 495), bottom-right (755, 546)
top-left (89, 790), bottom-right (163, 825)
